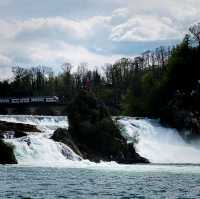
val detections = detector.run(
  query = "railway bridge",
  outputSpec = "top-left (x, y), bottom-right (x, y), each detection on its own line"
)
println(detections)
top-left (0, 96), bottom-right (67, 115)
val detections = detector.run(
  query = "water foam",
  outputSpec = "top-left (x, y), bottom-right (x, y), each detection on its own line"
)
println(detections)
top-left (118, 117), bottom-right (200, 164)
top-left (0, 115), bottom-right (80, 166)
top-left (1, 115), bottom-right (200, 166)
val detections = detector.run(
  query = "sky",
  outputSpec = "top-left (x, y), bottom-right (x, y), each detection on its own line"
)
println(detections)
top-left (0, 0), bottom-right (200, 79)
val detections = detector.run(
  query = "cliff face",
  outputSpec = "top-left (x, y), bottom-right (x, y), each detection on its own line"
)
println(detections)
top-left (64, 90), bottom-right (149, 164)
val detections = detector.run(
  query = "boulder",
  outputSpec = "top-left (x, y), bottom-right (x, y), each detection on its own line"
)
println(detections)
top-left (66, 90), bottom-right (149, 164)
top-left (0, 139), bottom-right (17, 164)
top-left (51, 128), bottom-right (82, 157)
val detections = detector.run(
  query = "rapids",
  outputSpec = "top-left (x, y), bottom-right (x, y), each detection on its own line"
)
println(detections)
top-left (1, 115), bottom-right (200, 166)
top-left (118, 117), bottom-right (200, 164)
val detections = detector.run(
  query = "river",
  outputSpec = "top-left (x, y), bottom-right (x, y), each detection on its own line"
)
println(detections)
top-left (0, 115), bottom-right (200, 198)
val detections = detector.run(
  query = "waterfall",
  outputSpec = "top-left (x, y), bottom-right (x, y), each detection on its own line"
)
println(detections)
top-left (0, 115), bottom-right (81, 166)
top-left (117, 117), bottom-right (200, 164)
top-left (1, 115), bottom-right (200, 165)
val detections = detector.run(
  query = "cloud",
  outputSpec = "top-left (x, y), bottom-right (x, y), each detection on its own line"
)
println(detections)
top-left (0, 0), bottom-right (200, 79)
top-left (0, 53), bottom-right (13, 80)
top-left (109, 0), bottom-right (200, 42)
top-left (0, 53), bottom-right (12, 65)
top-left (23, 41), bottom-right (121, 67)
top-left (110, 15), bottom-right (182, 42)
top-left (1, 1), bottom-right (198, 44)
top-left (0, 16), bottom-right (111, 43)
top-left (0, 16), bottom-right (118, 75)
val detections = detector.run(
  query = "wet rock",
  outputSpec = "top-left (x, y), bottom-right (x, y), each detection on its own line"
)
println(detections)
top-left (0, 139), bottom-right (17, 164)
top-left (51, 128), bottom-right (82, 157)
top-left (0, 120), bottom-right (41, 139)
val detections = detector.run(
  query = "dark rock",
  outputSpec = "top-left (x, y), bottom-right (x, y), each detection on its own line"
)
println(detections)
top-left (0, 120), bottom-right (39, 164)
top-left (0, 139), bottom-right (17, 164)
top-left (0, 120), bottom-right (40, 132)
top-left (67, 90), bottom-right (149, 164)
top-left (51, 128), bottom-right (82, 157)
top-left (14, 131), bottom-right (28, 138)
top-left (0, 120), bottom-right (40, 139)
top-left (124, 143), bottom-right (149, 164)
top-left (161, 90), bottom-right (200, 140)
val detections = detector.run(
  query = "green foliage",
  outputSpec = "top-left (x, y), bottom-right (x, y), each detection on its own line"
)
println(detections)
top-left (121, 32), bottom-right (200, 118)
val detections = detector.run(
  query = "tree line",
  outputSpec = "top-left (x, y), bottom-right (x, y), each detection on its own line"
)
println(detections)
top-left (0, 23), bottom-right (200, 117)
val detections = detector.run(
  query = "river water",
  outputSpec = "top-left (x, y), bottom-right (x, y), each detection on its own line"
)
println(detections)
top-left (0, 115), bottom-right (200, 198)
top-left (1, 164), bottom-right (200, 199)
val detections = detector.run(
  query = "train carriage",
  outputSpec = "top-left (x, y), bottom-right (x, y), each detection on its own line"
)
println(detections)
top-left (0, 98), bottom-right (10, 104)
top-left (20, 98), bottom-right (30, 103)
top-left (45, 96), bottom-right (59, 103)
top-left (0, 96), bottom-right (59, 104)
top-left (31, 97), bottom-right (45, 103)
top-left (11, 98), bottom-right (20, 104)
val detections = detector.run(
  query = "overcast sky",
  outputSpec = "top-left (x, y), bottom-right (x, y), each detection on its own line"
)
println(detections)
top-left (0, 0), bottom-right (200, 79)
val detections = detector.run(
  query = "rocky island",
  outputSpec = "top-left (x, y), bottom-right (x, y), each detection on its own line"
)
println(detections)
top-left (52, 90), bottom-right (149, 164)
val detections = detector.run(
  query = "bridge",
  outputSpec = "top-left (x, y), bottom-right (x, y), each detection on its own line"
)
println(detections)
top-left (0, 96), bottom-right (67, 115)
top-left (0, 96), bottom-right (61, 105)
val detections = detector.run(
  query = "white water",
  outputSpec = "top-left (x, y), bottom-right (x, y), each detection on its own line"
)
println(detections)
top-left (1, 115), bottom-right (200, 166)
top-left (118, 117), bottom-right (200, 164)
top-left (0, 115), bottom-right (81, 166)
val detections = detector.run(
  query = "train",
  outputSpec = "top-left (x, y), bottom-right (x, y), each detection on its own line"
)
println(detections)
top-left (0, 96), bottom-right (59, 104)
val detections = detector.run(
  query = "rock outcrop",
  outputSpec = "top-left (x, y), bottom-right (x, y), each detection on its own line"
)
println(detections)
top-left (0, 139), bottom-right (17, 164)
top-left (51, 128), bottom-right (82, 157)
top-left (0, 120), bottom-right (40, 139)
top-left (61, 90), bottom-right (149, 164)
top-left (0, 120), bottom-right (40, 164)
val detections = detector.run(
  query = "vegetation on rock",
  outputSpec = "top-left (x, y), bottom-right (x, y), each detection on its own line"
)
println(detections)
top-left (66, 90), bottom-right (149, 163)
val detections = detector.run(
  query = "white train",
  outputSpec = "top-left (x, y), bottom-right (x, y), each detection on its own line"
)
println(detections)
top-left (0, 96), bottom-right (59, 104)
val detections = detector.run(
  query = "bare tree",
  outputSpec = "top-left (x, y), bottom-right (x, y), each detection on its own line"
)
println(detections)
top-left (61, 62), bottom-right (73, 73)
top-left (189, 23), bottom-right (200, 47)
top-left (77, 62), bottom-right (88, 76)
top-left (142, 50), bottom-right (151, 68)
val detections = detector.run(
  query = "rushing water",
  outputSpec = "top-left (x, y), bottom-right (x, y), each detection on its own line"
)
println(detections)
top-left (1, 115), bottom-right (200, 165)
top-left (1, 115), bottom-right (200, 198)
top-left (117, 117), bottom-right (200, 164)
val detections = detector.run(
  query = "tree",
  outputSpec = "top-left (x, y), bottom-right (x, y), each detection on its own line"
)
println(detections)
top-left (61, 62), bottom-right (73, 73)
top-left (189, 23), bottom-right (200, 47)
